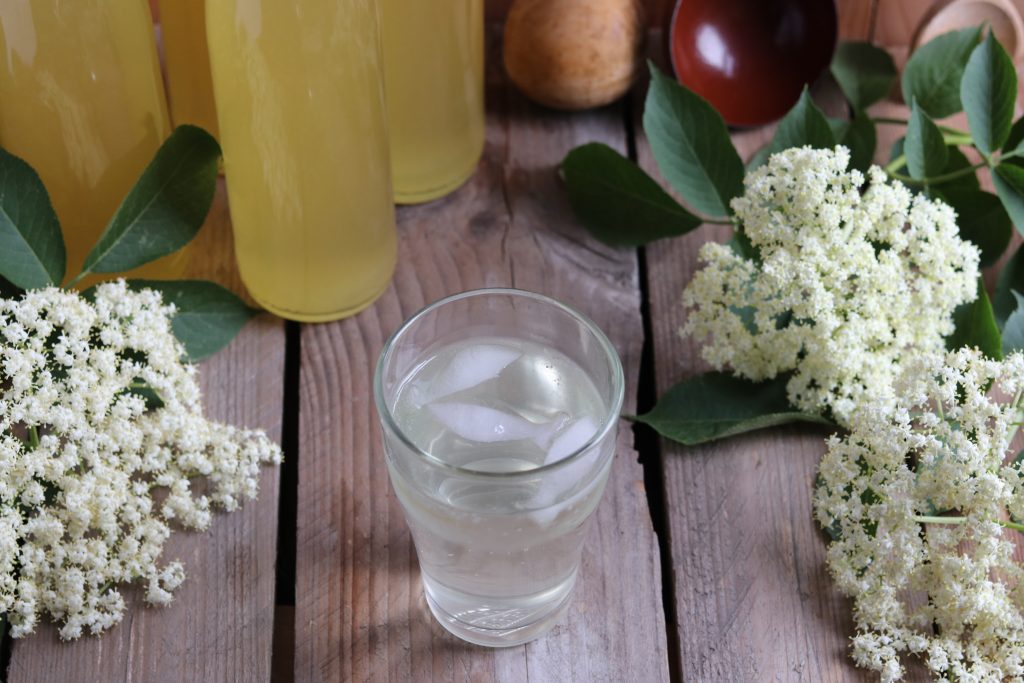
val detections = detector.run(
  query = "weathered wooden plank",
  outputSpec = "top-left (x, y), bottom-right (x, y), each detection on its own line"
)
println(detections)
top-left (293, 30), bottom-right (669, 683)
top-left (7, 185), bottom-right (285, 683)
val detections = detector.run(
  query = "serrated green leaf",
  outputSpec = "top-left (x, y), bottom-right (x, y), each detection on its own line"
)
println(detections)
top-left (642, 63), bottom-right (745, 219)
top-left (906, 100), bottom-right (948, 180)
top-left (127, 279), bottom-right (259, 362)
top-left (962, 32), bottom-right (1017, 156)
top-left (562, 143), bottom-right (702, 246)
top-left (1001, 291), bottom-right (1024, 355)
top-left (902, 26), bottom-right (982, 118)
top-left (768, 88), bottom-right (836, 155)
top-left (831, 41), bottom-right (898, 110)
top-left (841, 111), bottom-right (877, 173)
top-left (932, 188), bottom-right (1011, 267)
top-left (995, 243), bottom-right (1024, 326)
top-left (947, 278), bottom-right (1002, 360)
top-left (993, 162), bottom-right (1024, 235)
top-left (80, 126), bottom-right (220, 277)
top-left (0, 146), bottom-right (66, 289)
top-left (635, 372), bottom-right (834, 446)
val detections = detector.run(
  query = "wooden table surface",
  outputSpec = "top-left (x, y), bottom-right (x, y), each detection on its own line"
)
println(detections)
top-left (0, 2), bottom-right (987, 681)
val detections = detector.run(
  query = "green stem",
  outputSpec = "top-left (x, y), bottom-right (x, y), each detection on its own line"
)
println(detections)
top-left (914, 515), bottom-right (1024, 533)
top-left (888, 160), bottom-right (988, 186)
top-left (28, 426), bottom-right (39, 449)
top-left (883, 155), bottom-right (907, 174)
top-left (882, 134), bottom-right (974, 175)
top-left (872, 116), bottom-right (971, 138)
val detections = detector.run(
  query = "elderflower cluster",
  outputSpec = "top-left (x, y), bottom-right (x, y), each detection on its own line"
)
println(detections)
top-left (0, 282), bottom-right (281, 639)
top-left (682, 146), bottom-right (980, 424)
top-left (815, 348), bottom-right (1024, 682)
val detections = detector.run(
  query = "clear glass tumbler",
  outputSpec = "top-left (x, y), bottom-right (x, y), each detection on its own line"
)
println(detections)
top-left (374, 289), bottom-right (623, 647)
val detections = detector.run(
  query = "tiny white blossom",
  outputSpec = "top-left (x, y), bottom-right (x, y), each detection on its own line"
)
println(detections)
top-left (0, 282), bottom-right (282, 639)
top-left (815, 348), bottom-right (1024, 679)
top-left (682, 146), bottom-right (980, 425)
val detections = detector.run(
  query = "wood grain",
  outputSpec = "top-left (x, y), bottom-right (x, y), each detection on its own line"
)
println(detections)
top-left (292, 30), bottom-right (669, 683)
top-left (6, 186), bottom-right (285, 683)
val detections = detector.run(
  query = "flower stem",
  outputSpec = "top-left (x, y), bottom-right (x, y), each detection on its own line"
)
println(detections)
top-left (28, 426), bottom-right (39, 449)
top-left (872, 116), bottom-right (971, 138)
top-left (888, 160), bottom-right (988, 186)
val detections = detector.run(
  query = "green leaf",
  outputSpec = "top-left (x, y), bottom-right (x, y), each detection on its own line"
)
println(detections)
top-left (0, 146), bottom-right (66, 288)
top-left (841, 110), bottom-right (877, 173)
top-left (891, 138), bottom-right (980, 192)
top-left (1001, 291), bottom-right (1024, 355)
top-left (993, 162), bottom-right (1024, 235)
top-left (768, 88), bottom-right (836, 155)
top-left (830, 41), bottom-right (898, 110)
top-left (127, 279), bottom-right (259, 362)
top-left (562, 143), bottom-right (702, 246)
top-left (932, 188), bottom-right (1011, 267)
top-left (1003, 117), bottom-right (1024, 154)
top-left (80, 125), bottom-right (220, 277)
top-left (635, 372), bottom-right (833, 446)
top-left (745, 144), bottom-right (772, 173)
top-left (947, 278), bottom-right (1002, 360)
top-left (642, 62), bottom-right (745, 218)
top-left (932, 146), bottom-right (982, 192)
top-left (727, 229), bottom-right (760, 263)
top-left (905, 100), bottom-right (948, 180)
top-left (961, 32), bottom-right (1017, 157)
top-left (902, 26), bottom-right (982, 118)
top-left (995, 242), bottom-right (1024, 326)
top-left (827, 116), bottom-right (849, 141)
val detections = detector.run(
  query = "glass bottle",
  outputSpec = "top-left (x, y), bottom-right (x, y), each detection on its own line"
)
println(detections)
top-left (158, 0), bottom-right (219, 138)
top-left (206, 0), bottom-right (397, 321)
top-left (0, 0), bottom-right (181, 284)
top-left (382, 0), bottom-right (485, 204)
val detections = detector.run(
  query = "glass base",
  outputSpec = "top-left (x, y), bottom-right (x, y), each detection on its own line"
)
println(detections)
top-left (393, 153), bottom-right (481, 205)
top-left (421, 573), bottom-right (577, 648)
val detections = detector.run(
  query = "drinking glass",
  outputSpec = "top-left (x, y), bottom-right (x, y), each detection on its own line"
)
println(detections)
top-left (374, 289), bottom-right (623, 646)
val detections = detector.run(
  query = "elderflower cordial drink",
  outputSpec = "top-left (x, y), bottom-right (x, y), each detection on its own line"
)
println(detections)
top-left (375, 289), bottom-right (623, 647)
top-left (381, 0), bottom-right (485, 203)
top-left (206, 0), bottom-right (397, 321)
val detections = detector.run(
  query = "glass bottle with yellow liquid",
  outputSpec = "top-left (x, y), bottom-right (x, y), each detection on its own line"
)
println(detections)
top-left (158, 0), bottom-right (219, 138)
top-left (0, 0), bottom-right (183, 285)
top-left (206, 0), bottom-right (397, 322)
top-left (381, 0), bottom-right (485, 204)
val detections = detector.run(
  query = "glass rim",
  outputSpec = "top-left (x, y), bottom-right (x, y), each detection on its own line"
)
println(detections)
top-left (373, 288), bottom-right (625, 479)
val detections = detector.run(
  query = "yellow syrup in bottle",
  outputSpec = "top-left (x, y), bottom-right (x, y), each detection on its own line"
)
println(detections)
top-left (206, 0), bottom-right (396, 321)
top-left (382, 0), bottom-right (485, 204)
top-left (158, 0), bottom-right (219, 138)
top-left (0, 0), bottom-right (184, 285)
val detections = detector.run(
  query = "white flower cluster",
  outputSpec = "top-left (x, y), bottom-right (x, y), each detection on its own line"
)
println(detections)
top-left (0, 281), bottom-right (281, 639)
top-left (815, 348), bottom-right (1024, 682)
top-left (682, 146), bottom-right (980, 424)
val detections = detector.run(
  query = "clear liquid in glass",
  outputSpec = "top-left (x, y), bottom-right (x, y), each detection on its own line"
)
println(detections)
top-left (388, 337), bottom-right (613, 646)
